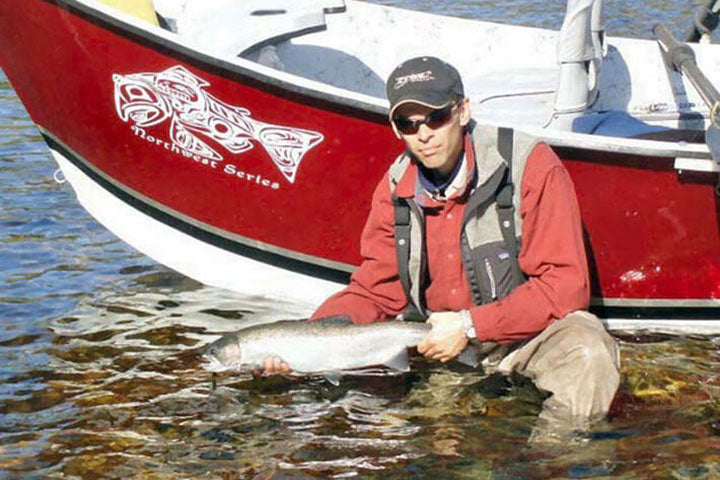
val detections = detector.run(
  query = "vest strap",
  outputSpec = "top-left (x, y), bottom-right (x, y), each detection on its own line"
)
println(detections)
top-left (392, 194), bottom-right (412, 302)
top-left (496, 127), bottom-right (525, 285)
top-left (392, 195), bottom-right (428, 320)
top-left (462, 164), bottom-right (507, 225)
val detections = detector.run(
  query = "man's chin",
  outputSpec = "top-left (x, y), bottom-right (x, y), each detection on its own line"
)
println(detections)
top-left (422, 158), bottom-right (448, 171)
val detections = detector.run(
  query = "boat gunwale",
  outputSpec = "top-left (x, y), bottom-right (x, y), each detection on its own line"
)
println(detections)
top-left (7, 0), bottom-right (709, 162)
top-left (42, 0), bottom-right (390, 118)
top-left (531, 126), bottom-right (713, 159)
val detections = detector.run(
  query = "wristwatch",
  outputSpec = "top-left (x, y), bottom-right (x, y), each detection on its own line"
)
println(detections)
top-left (460, 310), bottom-right (476, 339)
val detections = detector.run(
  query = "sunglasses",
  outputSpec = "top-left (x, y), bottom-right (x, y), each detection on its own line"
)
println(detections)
top-left (392, 102), bottom-right (457, 135)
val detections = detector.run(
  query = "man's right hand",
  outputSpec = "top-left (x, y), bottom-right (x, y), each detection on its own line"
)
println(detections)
top-left (417, 311), bottom-right (468, 363)
top-left (255, 356), bottom-right (291, 376)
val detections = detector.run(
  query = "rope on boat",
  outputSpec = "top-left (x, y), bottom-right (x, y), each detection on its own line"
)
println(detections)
top-left (53, 168), bottom-right (66, 185)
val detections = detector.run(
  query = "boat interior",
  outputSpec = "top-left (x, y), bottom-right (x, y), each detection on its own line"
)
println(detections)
top-left (100, 0), bottom-right (718, 144)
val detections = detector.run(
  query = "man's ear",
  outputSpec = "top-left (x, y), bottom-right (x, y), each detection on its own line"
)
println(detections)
top-left (459, 97), bottom-right (471, 127)
top-left (391, 121), bottom-right (403, 139)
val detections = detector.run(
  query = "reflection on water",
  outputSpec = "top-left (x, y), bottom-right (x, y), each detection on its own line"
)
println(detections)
top-left (1, 1), bottom-right (720, 478)
top-left (1, 281), bottom-right (719, 479)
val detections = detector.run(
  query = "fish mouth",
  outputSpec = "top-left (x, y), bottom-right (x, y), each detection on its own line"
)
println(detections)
top-left (201, 354), bottom-right (236, 373)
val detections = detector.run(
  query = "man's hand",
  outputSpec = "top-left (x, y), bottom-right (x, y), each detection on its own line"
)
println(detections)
top-left (417, 311), bottom-right (468, 363)
top-left (253, 356), bottom-right (292, 376)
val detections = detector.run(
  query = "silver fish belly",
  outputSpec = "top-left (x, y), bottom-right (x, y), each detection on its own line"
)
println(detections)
top-left (203, 318), bottom-right (431, 375)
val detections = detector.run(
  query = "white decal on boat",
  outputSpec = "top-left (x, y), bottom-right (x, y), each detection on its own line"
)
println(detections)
top-left (112, 65), bottom-right (324, 183)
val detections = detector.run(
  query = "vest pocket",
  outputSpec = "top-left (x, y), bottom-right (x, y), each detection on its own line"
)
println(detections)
top-left (471, 241), bottom-right (519, 304)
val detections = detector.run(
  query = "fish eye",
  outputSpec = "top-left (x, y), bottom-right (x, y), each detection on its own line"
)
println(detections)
top-left (204, 345), bottom-right (219, 358)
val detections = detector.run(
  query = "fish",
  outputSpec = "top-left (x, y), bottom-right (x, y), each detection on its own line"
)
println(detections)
top-left (203, 317), bottom-right (481, 385)
top-left (203, 317), bottom-right (433, 383)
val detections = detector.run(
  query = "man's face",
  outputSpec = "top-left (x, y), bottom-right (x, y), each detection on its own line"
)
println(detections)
top-left (393, 98), bottom-right (471, 177)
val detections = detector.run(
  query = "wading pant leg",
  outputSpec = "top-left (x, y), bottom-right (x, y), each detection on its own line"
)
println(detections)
top-left (497, 311), bottom-right (620, 431)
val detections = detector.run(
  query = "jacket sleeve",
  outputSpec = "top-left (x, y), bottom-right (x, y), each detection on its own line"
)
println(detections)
top-left (311, 174), bottom-right (409, 324)
top-left (469, 143), bottom-right (590, 343)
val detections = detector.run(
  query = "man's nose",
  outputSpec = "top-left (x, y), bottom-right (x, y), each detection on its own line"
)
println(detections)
top-left (417, 123), bottom-right (432, 142)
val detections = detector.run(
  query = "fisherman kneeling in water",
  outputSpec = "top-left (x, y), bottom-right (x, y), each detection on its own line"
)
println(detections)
top-left (264, 56), bottom-right (620, 438)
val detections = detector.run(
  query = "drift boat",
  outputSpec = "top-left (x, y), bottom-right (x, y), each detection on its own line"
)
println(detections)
top-left (1, 0), bottom-right (719, 332)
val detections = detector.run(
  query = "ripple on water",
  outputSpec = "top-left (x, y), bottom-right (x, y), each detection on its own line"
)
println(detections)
top-left (1, 288), bottom-right (719, 478)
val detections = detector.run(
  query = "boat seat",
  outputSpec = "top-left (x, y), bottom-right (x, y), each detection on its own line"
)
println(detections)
top-left (465, 67), bottom-right (558, 127)
top-left (96, 0), bottom-right (159, 25)
top-left (167, 0), bottom-right (346, 58)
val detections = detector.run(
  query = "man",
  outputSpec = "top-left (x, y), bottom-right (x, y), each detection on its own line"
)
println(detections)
top-left (265, 56), bottom-right (620, 435)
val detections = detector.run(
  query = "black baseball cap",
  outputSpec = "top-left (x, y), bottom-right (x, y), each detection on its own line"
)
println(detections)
top-left (386, 56), bottom-right (464, 119)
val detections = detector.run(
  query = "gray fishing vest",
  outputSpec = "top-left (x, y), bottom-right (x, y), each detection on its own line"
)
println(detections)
top-left (388, 123), bottom-right (539, 318)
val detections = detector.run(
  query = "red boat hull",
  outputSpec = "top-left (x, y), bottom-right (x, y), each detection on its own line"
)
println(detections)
top-left (1, 0), bottom-right (719, 312)
top-left (560, 148), bottom-right (720, 303)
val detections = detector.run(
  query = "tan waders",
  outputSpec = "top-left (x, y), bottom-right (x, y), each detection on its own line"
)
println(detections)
top-left (486, 311), bottom-right (620, 440)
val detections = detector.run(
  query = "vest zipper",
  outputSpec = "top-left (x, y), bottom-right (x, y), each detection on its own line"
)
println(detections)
top-left (484, 258), bottom-right (497, 300)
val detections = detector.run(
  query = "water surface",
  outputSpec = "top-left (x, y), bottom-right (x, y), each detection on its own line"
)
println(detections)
top-left (1, 1), bottom-right (719, 479)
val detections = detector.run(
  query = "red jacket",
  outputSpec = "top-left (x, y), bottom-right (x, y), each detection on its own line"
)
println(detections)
top-left (312, 136), bottom-right (590, 344)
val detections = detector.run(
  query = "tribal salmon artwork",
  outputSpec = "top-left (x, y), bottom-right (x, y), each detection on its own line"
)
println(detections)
top-left (112, 65), bottom-right (324, 183)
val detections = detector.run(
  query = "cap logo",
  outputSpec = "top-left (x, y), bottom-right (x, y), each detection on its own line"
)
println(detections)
top-left (393, 70), bottom-right (435, 90)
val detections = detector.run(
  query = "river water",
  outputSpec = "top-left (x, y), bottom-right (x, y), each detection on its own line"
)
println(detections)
top-left (1, 1), bottom-right (719, 479)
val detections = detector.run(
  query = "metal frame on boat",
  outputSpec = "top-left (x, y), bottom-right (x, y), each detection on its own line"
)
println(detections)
top-left (1, 0), bottom-right (719, 332)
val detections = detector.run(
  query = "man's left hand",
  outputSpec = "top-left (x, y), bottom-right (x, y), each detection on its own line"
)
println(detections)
top-left (417, 311), bottom-right (468, 363)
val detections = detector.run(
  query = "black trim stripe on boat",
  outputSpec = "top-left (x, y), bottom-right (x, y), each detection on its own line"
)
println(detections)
top-left (41, 131), bottom-right (354, 285)
top-left (592, 305), bottom-right (720, 321)
top-left (44, 0), bottom-right (389, 123)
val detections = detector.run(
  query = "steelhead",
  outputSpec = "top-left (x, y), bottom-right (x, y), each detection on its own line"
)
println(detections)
top-left (203, 317), bottom-right (432, 379)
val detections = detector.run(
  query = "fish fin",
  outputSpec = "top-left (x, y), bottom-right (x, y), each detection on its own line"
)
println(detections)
top-left (457, 346), bottom-right (481, 368)
top-left (256, 125), bottom-right (324, 184)
top-left (323, 372), bottom-right (342, 386)
top-left (382, 350), bottom-right (410, 372)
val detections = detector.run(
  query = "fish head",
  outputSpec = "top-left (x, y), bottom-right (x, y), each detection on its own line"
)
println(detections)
top-left (113, 74), bottom-right (171, 127)
top-left (202, 335), bottom-right (244, 372)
